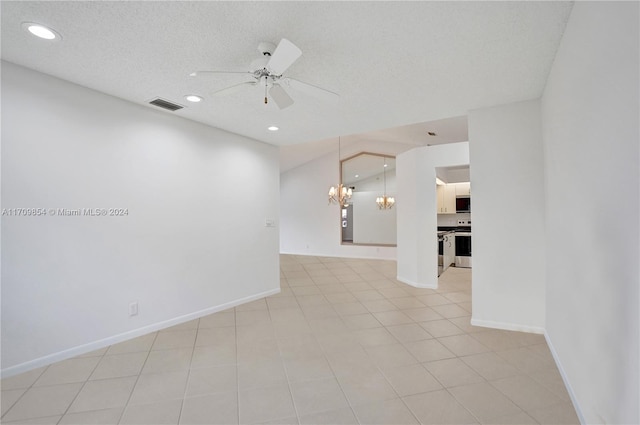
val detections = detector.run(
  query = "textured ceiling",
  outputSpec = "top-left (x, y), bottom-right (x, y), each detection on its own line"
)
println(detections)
top-left (1, 1), bottom-right (572, 153)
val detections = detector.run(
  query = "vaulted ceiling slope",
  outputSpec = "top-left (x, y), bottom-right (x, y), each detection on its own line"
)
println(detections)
top-left (1, 1), bottom-right (572, 147)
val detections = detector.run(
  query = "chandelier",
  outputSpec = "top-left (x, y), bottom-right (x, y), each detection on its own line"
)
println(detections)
top-left (376, 195), bottom-right (395, 209)
top-left (376, 157), bottom-right (395, 209)
top-left (328, 137), bottom-right (353, 206)
top-left (329, 184), bottom-right (353, 207)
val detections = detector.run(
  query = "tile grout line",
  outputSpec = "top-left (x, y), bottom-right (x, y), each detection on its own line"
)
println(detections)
top-left (0, 364), bottom-right (49, 421)
top-left (269, 273), bottom-right (302, 425)
top-left (175, 317), bottom-right (201, 425)
top-left (114, 331), bottom-right (159, 425)
top-left (295, 263), bottom-right (362, 425)
top-left (52, 346), bottom-right (107, 425)
top-left (352, 267), bottom-right (423, 425)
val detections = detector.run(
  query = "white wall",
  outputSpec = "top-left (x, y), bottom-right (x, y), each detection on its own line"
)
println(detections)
top-left (1, 62), bottom-right (280, 376)
top-left (349, 169), bottom-right (397, 245)
top-left (351, 169), bottom-right (397, 192)
top-left (541, 2), bottom-right (639, 423)
top-left (396, 142), bottom-right (469, 288)
top-left (467, 100), bottom-right (546, 333)
top-left (280, 149), bottom-right (396, 259)
top-left (351, 192), bottom-right (396, 245)
top-left (280, 139), bottom-right (410, 259)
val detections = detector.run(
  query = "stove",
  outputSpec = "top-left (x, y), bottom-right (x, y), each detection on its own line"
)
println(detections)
top-left (454, 226), bottom-right (472, 268)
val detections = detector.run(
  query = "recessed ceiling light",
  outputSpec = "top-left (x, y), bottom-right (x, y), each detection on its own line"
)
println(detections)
top-left (22, 22), bottom-right (60, 40)
top-left (185, 95), bottom-right (202, 102)
top-left (268, 126), bottom-right (279, 131)
top-left (355, 174), bottom-right (359, 178)
top-left (427, 131), bottom-right (437, 136)
top-left (383, 164), bottom-right (388, 168)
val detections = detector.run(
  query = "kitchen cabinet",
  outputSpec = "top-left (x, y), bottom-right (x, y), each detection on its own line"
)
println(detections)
top-left (455, 182), bottom-right (471, 196)
top-left (437, 184), bottom-right (456, 214)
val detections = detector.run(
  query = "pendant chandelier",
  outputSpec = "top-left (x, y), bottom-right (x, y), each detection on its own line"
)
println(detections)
top-left (328, 184), bottom-right (353, 207)
top-left (376, 157), bottom-right (395, 209)
top-left (328, 137), bottom-right (353, 206)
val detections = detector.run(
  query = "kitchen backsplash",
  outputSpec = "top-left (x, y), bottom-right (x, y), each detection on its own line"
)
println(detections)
top-left (438, 213), bottom-right (471, 227)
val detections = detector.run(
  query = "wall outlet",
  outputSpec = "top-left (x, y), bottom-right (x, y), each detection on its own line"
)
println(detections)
top-left (129, 301), bottom-right (138, 316)
top-left (265, 218), bottom-right (276, 227)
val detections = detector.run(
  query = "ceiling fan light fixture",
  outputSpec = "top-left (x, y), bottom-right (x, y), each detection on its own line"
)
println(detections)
top-left (22, 22), bottom-right (60, 40)
top-left (185, 95), bottom-right (203, 102)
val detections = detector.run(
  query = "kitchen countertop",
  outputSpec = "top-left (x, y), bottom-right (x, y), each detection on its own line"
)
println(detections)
top-left (438, 227), bottom-right (472, 239)
top-left (437, 230), bottom-right (454, 236)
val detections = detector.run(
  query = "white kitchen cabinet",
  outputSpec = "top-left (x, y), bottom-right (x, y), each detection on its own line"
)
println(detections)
top-left (455, 182), bottom-right (471, 196)
top-left (437, 184), bottom-right (456, 214)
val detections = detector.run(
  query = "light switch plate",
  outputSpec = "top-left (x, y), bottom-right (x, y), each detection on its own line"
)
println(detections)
top-left (129, 301), bottom-right (138, 316)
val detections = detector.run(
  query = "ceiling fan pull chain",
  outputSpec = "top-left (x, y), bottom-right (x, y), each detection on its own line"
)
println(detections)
top-left (264, 77), bottom-right (268, 104)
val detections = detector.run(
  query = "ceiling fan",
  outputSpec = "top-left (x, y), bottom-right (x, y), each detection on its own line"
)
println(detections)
top-left (190, 38), bottom-right (339, 109)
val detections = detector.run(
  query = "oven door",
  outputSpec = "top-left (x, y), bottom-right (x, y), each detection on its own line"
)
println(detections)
top-left (455, 233), bottom-right (472, 268)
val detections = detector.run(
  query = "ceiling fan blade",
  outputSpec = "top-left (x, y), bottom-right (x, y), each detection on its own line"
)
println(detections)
top-left (190, 71), bottom-right (251, 77)
top-left (269, 84), bottom-right (294, 109)
top-left (283, 77), bottom-right (339, 101)
top-left (212, 81), bottom-right (257, 96)
top-left (267, 38), bottom-right (302, 75)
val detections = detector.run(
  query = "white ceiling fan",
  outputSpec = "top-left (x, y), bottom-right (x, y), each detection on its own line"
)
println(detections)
top-left (190, 38), bottom-right (339, 109)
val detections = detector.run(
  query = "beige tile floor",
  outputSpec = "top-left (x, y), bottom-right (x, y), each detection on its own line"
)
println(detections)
top-left (1, 255), bottom-right (580, 425)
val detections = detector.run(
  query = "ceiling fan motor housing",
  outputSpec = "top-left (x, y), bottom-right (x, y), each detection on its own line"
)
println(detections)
top-left (250, 56), bottom-right (270, 73)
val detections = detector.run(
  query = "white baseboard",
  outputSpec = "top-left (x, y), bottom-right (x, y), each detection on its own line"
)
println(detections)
top-left (396, 275), bottom-right (438, 289)
top-left (544, 331), bottom-right (586, 425)
top-left (1, 287), bottom-right (280, 379)
top-left (470, 317), bottom-right (545, 334)
top-left (279, 250), bottom-right (397, 262)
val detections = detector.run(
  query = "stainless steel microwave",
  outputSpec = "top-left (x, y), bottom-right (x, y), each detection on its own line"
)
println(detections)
top-left (456, 196), bottom-right (471, 213)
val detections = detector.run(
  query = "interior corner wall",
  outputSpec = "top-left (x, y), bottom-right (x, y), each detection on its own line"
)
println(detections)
top-left (396, 142), bottom-right (469, 289)
top-left (467, 100), bottom-right (545, 333)
top-left (540, 2), bottom-right (639, 423)
top-left (279, 151), bottom-right (396, 260)
top-left (1, 62), bottom-right (280, 376)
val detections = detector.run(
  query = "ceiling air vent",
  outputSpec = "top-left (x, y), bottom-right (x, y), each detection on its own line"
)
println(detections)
top-left (149, 98), bottom-right (184, 111)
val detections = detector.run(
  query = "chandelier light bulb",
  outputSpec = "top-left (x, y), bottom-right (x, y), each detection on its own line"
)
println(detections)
top-left (328, 183), bottom-right (352, 206)
top-left (376, 195), bottom-right (395, 209)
